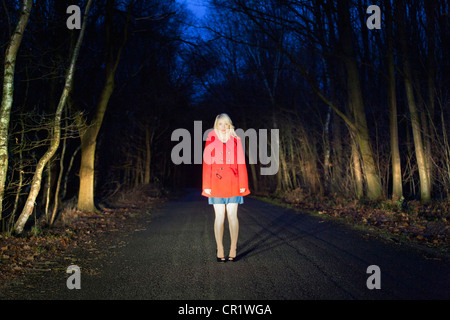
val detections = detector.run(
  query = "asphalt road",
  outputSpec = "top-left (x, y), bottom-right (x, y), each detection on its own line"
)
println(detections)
top-left (2, 190), bottom-right (449, 300)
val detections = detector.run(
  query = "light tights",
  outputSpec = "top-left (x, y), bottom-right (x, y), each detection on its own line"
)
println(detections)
top-left (213, 203), bottom-right (239, 258)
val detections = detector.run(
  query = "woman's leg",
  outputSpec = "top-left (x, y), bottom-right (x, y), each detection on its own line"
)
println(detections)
top-left (213, 204), bottom-right (226, 258)
top-left (226, 203), bottom-right (239, 259)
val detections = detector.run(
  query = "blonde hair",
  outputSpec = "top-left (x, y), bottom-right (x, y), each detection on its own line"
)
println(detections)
top-left (214, 113), bottom-right (238, 138)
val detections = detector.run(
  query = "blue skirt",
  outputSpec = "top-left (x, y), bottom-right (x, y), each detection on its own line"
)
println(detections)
top-left (208, 196), bottom-right (244, 205)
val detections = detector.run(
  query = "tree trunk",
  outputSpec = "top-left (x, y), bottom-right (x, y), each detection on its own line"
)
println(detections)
top-left (144, 126), bottom-right (153, 184)
top-left (44, 163), bottom-right (52, 220)
top-left (424, 0), bottom-right (437, 196)
top-left (77, 74), bottom-right (114, 212)
top-left (337, 0), bottom-right (383, 200)
top-left (14, 0), bottom-right (93, 234)
top-left (323, 106), bottom-right (332, 193)
top-left (50, 133), bottom-right (66, 226)
top-left (10, 120), bottom-right (25, 232)
top-left (385, 0), bottom-right (403, 200)
top-left (387, 52), bottom-right (403, 200)
top-left (0, 0), bottom-right (32, 219)
top-left (77, 0), bottom-right (130, 211)
top-left (402, 62), bottom-right (431, 202)
top-left (398, 0), bottom-right (431, 203)
top-left (351, 132), bottom-right (364, 200)
top-left (331, 113), bottom-right (344, 193)
top-left (62, 146), bottom-right (80, 200)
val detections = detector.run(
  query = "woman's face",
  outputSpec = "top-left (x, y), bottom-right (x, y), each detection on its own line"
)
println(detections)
top-left (216, 119), bottom-right (231, 135)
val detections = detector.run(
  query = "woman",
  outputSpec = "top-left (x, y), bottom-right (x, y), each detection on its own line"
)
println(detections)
top-left (202, 113), bottom-right (250, 262)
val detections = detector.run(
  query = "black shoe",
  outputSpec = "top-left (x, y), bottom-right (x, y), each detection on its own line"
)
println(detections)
top-left (217, 257), bottom-right (226, 263)
top-left (228, 256), bottom-right (237, 262)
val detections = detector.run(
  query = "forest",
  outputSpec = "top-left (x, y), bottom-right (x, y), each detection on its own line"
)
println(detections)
top-left (0, 0), bottom-right (449, 243)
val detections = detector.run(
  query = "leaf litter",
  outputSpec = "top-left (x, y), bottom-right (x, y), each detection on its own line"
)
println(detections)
top-left (0, 186), bottom-right (166, 292)
top-left (271, 188), bottom-right (449, 253)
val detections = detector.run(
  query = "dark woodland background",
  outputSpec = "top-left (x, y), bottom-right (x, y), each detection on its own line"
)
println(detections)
top-left (0, 0), bottom-right (449, 234)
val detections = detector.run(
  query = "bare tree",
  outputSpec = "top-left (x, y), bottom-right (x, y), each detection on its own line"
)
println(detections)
top-left (336, 0), bottom-right (382, 200)
top-left (384, 0), bottom-right (402, 201)
top-left (0, 0), bottom-right (33, 219)
top-left (77, 0), bottom-right (132, 212)
top-left (397, 0), bottom-right (431, 203)
top-left (14, 0), bottom-right (93, 234)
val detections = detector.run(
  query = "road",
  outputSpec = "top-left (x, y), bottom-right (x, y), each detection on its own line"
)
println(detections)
top-left (2, 190), bottom-right (449, 300)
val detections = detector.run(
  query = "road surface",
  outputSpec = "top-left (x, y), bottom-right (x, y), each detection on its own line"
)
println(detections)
top-left (1, 190), bottom-right (449, 300)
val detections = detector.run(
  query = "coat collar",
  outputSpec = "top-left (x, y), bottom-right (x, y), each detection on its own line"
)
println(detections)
top-left (207, 129), bottom-right (234, 144)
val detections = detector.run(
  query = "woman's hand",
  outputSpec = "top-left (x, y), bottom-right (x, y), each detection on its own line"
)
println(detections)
top-left (240, 188), bottom-right (246, 193)
top-left (204, 189), bottom-right (211, 195)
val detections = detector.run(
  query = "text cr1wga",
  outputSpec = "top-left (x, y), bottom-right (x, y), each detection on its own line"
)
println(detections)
top-left (178, 304), bottom-right (272, 317)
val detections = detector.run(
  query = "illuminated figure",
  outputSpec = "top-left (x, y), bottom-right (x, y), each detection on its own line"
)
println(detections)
top-left (202, 114), bottom-right (250, 262)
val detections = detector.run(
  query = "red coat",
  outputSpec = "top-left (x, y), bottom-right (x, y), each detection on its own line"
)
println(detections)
top-left (202, 130), bottom-right (250, 198)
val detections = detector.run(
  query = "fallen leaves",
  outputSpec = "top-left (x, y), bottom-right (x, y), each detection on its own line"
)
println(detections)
top-left (0, 189), bottom-right (164, 287)
top-left (276, 189), bottom-right (450, 250)
top-left (0, 234), bottom-right (69, 279)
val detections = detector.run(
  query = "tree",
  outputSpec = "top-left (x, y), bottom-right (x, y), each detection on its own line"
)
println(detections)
top-left (385, 0), bottom-right (402, 201)
top-left (335, 1), bottom-right (383, 200)
top-left (0, 0), bottom-right (33, 219)
top-left (397, 0), bottom-right (431, 203)
top-left (76, 0), bottom-right (132, 212)
top-left (14, 0), bottom-right (93, 234)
